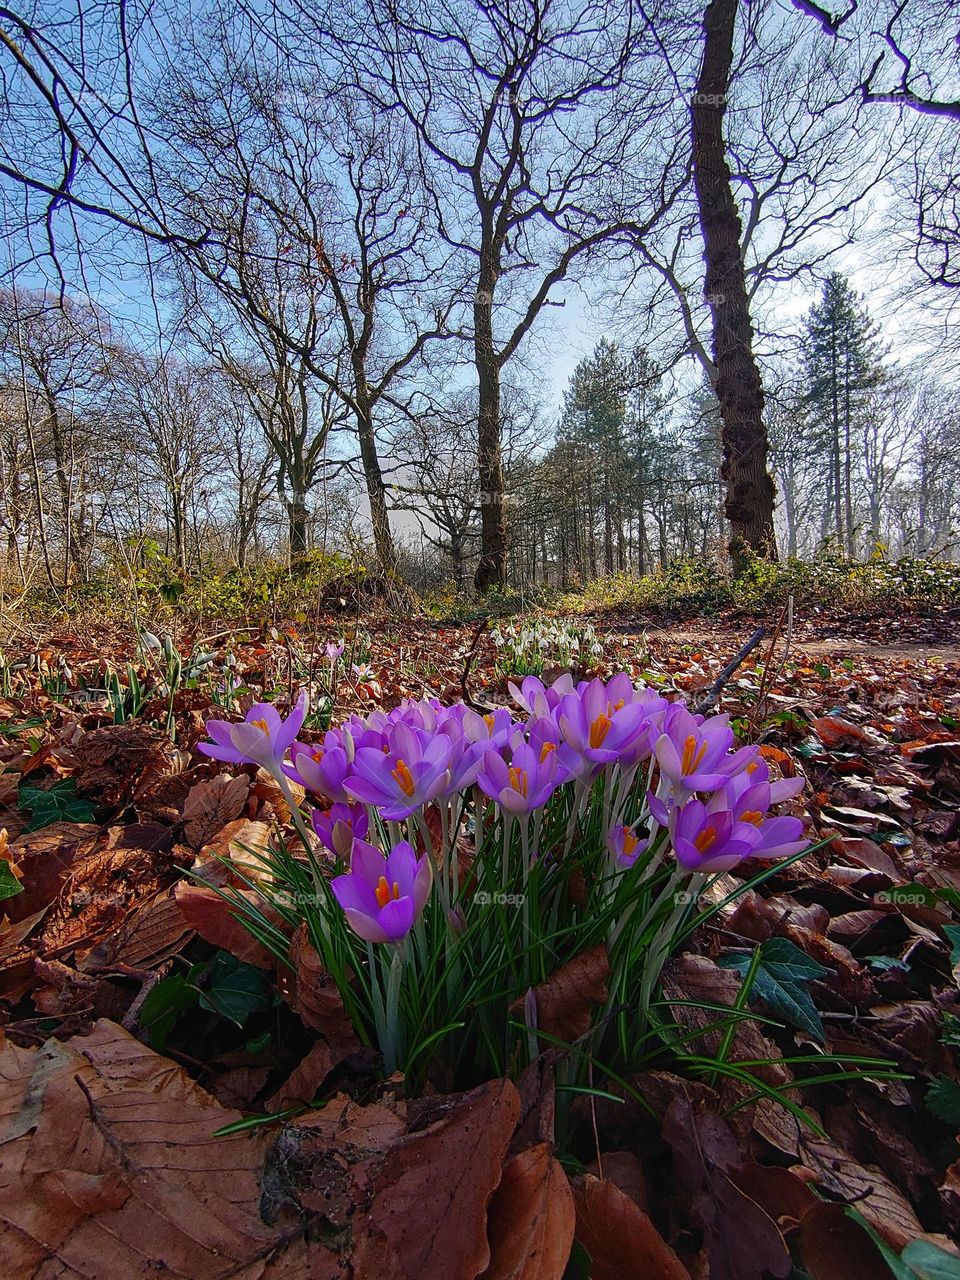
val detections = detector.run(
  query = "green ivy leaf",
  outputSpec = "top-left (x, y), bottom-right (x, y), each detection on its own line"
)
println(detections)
top-left (18, 778), bottom-right (96, 832)
top-left (718, 937), bottom-right (830, 1042)
top-left (199, 952), bottom-right (273, 1028)
top-left (138, 971), bottom-right (200, 1052)
top-left (942, 924), bottom-right (960, 969)
top-left (926, 1076), bottom-right (960, 1127)
top-left (0, 859), bottom-right (23, 902)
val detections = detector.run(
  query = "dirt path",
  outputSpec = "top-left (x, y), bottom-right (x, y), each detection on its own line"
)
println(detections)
top-left (618, 623), bottom-right (960, 665)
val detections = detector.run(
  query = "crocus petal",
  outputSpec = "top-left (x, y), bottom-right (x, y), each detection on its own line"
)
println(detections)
top-left (350, 839), bottom-right (390, 886)
top-left (331, 872), bottom-right (380, 916)
top-left (275, 691), bottom-right (308, 753)
top-left (197, 741), bottom-right (246, 764)
top-left (246, 702), bottom-right (283, 738)
top-left (654, 734), bottom-right (683, 785)
top-left (385, 841), bottom-right (419, 897)
top-left (342, 907), bottom-right (392, 944)
top-left (376, 896), bottom-right (416, 942)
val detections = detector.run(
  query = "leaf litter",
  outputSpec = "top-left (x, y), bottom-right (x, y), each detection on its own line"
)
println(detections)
top-left (0, 612), bottom-right (958, 1276)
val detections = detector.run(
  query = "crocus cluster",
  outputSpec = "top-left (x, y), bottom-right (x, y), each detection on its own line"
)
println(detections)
top-left (201, 671), bottom-right (807, 947)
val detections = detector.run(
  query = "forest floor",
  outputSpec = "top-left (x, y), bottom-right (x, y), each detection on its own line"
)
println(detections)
top-left (0, 601), bottom-right (959, 1277)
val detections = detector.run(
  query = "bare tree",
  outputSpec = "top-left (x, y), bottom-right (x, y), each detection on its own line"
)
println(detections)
top-left (320, 0), bottom-right (677, 589)
top-left (156, 25), bottom-right (457, 571)
top-left (691, 0), bottom-right (777, 566)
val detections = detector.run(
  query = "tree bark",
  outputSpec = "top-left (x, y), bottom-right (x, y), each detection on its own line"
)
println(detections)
top-left (355, 397), bottom-right (397, 574)
top-left (691, 0), bottom-right (777, 572)
top-left (474, 284), bottom-right (508, 592)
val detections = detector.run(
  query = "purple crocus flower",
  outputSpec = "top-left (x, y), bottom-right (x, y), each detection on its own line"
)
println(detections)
top-left (668, 797), bottom-right (759, 873)
top-left (331, 839), bottom-right (431, 943)
top-left (557, 678), bottom-right (652, 765)
top-left (654, 704), bottom-right (735, 794)
top-left (463, 706), bottom-right (516, 750)
top-left (311, 801), bottom-right (369, 858)
top-left (722, 757), bottom-right (804, 812)
top-left (325, 640), bottom-right (345, 663)
top-left (508, 673), bottom-right (575, 718)
top-left (200, 692), bottom-right (306, 774)
top-left (746, 814), bottom-right (808, 860)
top-left (345, 722), bottom-right (452, 820)
top-left (607, 823), bottom-right (649, 869)
top-left (286, 739), bottom-right (352, 804)
top-left (476, 739), bottom-right (565, 816)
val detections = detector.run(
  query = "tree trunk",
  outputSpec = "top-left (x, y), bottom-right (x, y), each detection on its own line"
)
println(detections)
top-left (356, 409), bottom-right (397, 574)
top-left (474, 283), bottom-right (508, 592)
top-left (691, 0), bottom-right (777, 572)
top-left (287, 499), bottom-right (308, 558)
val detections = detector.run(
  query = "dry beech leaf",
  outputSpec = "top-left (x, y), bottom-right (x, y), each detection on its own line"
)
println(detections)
top-left (586, 1151), bottom-right (648, 1211)
top-left (266, 1041), bottom-right (337, 1113)
top-left (173, 882), bottom-right (274, 968)
top-left (183, 773), bottom-right (250, 849)
top-left (201, 817), bottom-right (275, 884)
top-left (0, 1019), bottom-right (302, 1278)
top-left (7, 823), bottom-right (100, 923)
top-left (366, 1077), bottom-right (520, 1279)
top-left (527, 944), bottom-right (610, 1043)
top-left (727, 1163), bottom-right (818, 1233)
top-left (797, 1201), bottom-right (894, 1280)
top-left (287, 925), bottom-right (360, 1061)
top-left (572, 1174), bottom-right (688, 1280)
top-left (76, 888), bottom-right (193, 973)
top-left (480, 1142), bottom-right (575, 1280)
top-left (812, 715), bottom-right (873, 747)
top-left (662, 1093), bottom-right (791, 1280)
top-left (793, 1133), bottom-right (927, 1251)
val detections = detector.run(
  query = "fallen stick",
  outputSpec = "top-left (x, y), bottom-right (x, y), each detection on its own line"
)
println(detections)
top-left (692, 625), bottom-right (766, 715)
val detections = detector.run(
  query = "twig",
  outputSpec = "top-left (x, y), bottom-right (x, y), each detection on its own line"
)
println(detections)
top-left (751, 595), bottom-right (795, 731)
top-left (692, 626), bottom-right (766, 715)
top-left (459, 618), bottom-right (497, 712)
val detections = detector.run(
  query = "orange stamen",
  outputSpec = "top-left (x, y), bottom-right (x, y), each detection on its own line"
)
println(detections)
top-left (623, 829), bottom-right (639, 856)
top-left (589, 713), bottom-right (612, 749)
top-left (741, 810), bottom-right (763, 826)
top-left (252, 718), bottom-right (270, 736)
top-left (392, 759), bottom-right (416, 796)
top-left (539, 741), bottom-right (556, 762)
top-left (694, 826), bottom-right (718, 853)
top-left (484, 713), bottom-right (496, 733)
top-left (746, 760), bottom-right (759, 775)
top-left (375, 875), bottom-right (401, 908)
top-left (681, 734), bottom-right (707, 775)
top-left (509, 766), bottom-right (529, 797)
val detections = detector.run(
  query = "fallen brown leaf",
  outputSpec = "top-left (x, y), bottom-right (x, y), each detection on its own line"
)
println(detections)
top-left (480, 1142), bottom-right (575, 1280)
top-left (0, 1019), bottom-right (304, 1277)
top-left (572, 1174), bottom-right (688, 1280)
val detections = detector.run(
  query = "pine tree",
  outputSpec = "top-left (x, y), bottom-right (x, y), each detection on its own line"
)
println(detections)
top-left (558, 339), bottom-right (630, 576)
top-left (802, 273), bottom-right (886, 557)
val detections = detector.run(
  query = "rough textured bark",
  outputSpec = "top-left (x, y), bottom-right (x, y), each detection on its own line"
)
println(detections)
top-left (355, 395), bottom-right (398, 575)
top-left (474, 285), bottom-right (508, 592)
top-left (691, 0), bottom-right (778, 570)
